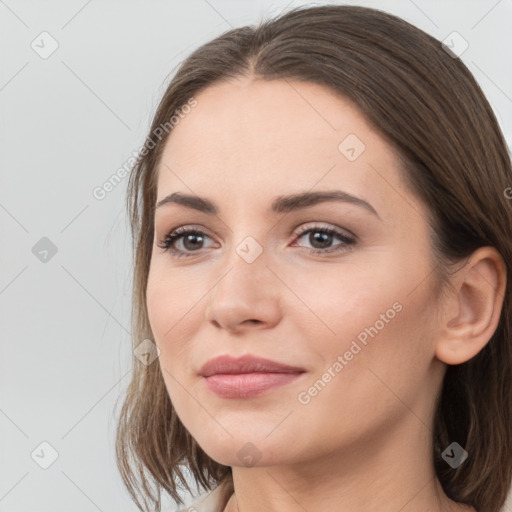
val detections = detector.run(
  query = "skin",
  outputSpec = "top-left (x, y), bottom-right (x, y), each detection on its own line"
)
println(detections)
top-left (146, 76), bottom-right (506, 512)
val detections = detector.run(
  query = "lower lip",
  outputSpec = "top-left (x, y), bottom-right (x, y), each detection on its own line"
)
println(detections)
top-left (203, 372), bottom-right (303, 399)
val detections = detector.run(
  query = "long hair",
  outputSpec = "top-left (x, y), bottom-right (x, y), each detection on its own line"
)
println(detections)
top-left (115, 5), bottom-right (512, 511)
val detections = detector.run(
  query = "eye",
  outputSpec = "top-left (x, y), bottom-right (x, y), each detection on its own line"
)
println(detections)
top-left (157, 223), bottom-right (356, 259)
top-left (157, 226), bottom-right (215, 259)
top-left (291, 224), bottom-right (356, 255)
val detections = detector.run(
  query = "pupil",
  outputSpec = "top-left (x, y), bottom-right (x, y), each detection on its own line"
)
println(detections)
top-left (184, 234), bottom-right (202, 250)
top-left (311, 232), bottom-right (331, 249)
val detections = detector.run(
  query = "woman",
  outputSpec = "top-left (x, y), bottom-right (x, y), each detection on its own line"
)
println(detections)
top-left (115, 4), bottom-right (512, 512)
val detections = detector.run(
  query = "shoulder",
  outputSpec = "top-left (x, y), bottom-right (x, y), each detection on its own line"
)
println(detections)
top-left (172, 481), bottom-right (233, 512)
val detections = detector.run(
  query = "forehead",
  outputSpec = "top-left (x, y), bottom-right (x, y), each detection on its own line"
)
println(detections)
top-left (155, 77), bottom-right (410, 218)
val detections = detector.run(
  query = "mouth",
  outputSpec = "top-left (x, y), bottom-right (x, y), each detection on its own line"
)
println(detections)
top-left (199, 354), bottom-right (306, 399)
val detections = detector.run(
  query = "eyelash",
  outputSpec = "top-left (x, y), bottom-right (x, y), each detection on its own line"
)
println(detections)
top-left (157, 224), bottom-right (356, 259)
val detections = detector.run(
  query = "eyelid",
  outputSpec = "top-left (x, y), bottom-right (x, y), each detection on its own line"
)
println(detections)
top-left (157, 221), bottom-right (357, 258)
top-left (157, 221), bottom-right (354, 240)
top-left (294, 221), bottom-right (356, 240)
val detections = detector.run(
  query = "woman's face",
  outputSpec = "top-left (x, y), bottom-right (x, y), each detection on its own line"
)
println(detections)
top-left (146, 77), bottom-right (447, 468)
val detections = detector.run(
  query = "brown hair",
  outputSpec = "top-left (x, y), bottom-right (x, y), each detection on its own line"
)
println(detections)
top-left (115, 4), bottom-right (512, 511)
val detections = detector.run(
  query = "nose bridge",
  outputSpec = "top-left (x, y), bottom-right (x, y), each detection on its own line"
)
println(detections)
top-left (234, 232), bottom-right (266, 266)
top-left (222, 207), bottom-right (273, 265)
top-left (218, 228), bottom-right (271, 291)
top-left (205, 224), bottom-right (283, 329)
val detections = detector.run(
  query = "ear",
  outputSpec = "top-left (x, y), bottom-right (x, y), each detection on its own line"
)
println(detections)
top-left (434, 246), bottom-right (507, 365)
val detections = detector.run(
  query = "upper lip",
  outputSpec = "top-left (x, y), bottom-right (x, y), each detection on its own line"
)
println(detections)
top-left (199, 354), bottom-right (306, 377)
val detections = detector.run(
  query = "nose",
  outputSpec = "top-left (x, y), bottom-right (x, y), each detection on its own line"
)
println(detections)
top-left (204, 241), bottom-right (283, 333)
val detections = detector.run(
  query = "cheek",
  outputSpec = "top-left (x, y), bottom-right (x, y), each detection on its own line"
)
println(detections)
top-left (146, 269), bottom-right (170, 342)
top-left (293, 254), bottom-right (437, 392)
top-left (283, 260), bottom-right (402, 354)
top-left (146, 272), bottom-right (193, 409)
top-left (146, 262), bottom-right (199, 340)
top-left (292, 278), bottom-right (436, 450)
top-left (146, 261), bottom-right (212, 401)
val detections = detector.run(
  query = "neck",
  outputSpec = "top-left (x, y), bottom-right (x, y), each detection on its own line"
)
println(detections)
top-left (223, 417), bottom-right (474, 512)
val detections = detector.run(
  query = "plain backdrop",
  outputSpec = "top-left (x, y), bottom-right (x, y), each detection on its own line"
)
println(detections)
top-left (1, 0), bottom-right (511, 511)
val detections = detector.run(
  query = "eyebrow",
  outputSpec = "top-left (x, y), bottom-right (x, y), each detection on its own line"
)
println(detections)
top-left (155, 190), bottom-right (381, 220)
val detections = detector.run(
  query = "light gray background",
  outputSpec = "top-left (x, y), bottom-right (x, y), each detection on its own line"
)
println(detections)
top-left (1, 0), bottom-right (511, 511)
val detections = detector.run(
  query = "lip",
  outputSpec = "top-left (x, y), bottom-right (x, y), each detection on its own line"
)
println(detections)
top-left (203, 372), bottom-right (303, 399)
top-left (199, 354), bottom-right (305, 377)
top-left (199, 354), bottom-right (306, 399)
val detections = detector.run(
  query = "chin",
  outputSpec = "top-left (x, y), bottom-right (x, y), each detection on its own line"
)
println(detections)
top-left (191, 432), bottom-right (274, 467)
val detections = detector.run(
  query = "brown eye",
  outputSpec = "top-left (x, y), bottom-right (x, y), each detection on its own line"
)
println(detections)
top-left (292, 225), bottom-right (356, 255)
top-left (158, 227), bottom-right (213, 258)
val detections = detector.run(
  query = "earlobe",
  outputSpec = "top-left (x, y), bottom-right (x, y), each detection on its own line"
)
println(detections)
top-left (434, 246), bottom-right (507, 366)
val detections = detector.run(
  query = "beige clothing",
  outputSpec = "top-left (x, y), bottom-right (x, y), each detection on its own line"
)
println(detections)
top-left (174, 479), bottom-right (234, 512)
